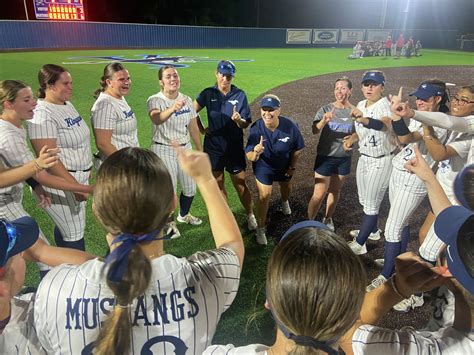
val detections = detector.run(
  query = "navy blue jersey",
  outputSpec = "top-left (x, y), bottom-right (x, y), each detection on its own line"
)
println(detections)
top-left (246, 116), bottom-right (305, 173)
top-left (196, 85), bottom-right (251, 152)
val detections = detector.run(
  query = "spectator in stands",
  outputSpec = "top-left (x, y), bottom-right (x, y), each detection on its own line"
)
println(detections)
top-left (396, 34), bottom-right (404, 58)
top-left (415, 40), bottom-right (423, 56)
top-left (384, 35), bottom-right (393, 56)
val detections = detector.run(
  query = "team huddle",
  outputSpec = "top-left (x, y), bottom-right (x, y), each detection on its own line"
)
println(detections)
top-left (0, 60), bottom-right (473, 354)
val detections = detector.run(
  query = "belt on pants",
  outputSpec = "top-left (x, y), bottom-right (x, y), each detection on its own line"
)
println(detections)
top-left (153, 141), bottom-right (187, 146)
top-left (68, 166), bottom-right (92, 173)
top-left (360, 150), bottom-right (395, 159)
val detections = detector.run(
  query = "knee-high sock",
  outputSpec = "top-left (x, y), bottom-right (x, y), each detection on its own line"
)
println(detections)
top-left (400, 225), bottom-right (410, 253)
top-left (356, 213), bottom-right (378, 245)
top-left (381, 241), bottom-right (401, 279)
top-left (179, 193), bottom-right (194, 217)
top-left (54, 226), bottom-right (85, 251)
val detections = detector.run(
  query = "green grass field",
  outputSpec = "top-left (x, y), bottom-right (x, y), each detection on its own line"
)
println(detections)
top-left (1, 47), bottom-right (473, 345)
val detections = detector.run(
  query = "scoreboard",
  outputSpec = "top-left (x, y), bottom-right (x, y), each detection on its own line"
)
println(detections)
top-left (33, 0), bottom-right (85, 21)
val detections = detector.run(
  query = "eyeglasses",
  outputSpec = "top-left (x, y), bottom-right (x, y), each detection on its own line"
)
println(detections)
top-left (450, 95), bottom-right (474, 106)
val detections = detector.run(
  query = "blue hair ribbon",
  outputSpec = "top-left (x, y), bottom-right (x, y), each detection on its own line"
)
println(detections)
top-left (104, 230), bottom-right (164, 283)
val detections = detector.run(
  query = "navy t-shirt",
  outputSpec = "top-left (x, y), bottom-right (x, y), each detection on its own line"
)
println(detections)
top-left (196, 85), bottom-right (251, 153)
top-left (246, 116), bottom-right (305, 173)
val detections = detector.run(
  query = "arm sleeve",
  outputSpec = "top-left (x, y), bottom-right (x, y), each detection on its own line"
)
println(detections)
top-left (28, 107), bottom-right (58, 139)
top-left (91, 101), bottom-right (116, 130)
top-left (147, 95), bottom-right (162, 113)
top-left (195, 90), bottom-right (207, 108)
top-left (448, 137), bottom-right (471, 159)
top-left (413, 111), bottom-right (473, 133)
top-left (1, 133), bottom-right (35, 166)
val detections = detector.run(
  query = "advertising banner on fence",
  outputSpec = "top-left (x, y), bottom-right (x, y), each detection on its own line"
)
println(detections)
top-left (312, 29), bottom-right (339, 44)
top-left (367, 29), bottom-right (392, 41)
top-left (286, 29), bottom-right (312, 44)
top-left (339, 29), bottom-right (365, 44)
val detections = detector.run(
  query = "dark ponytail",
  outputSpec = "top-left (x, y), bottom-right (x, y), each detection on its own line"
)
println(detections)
top-left (93, 62), bottom-right (126, 99)
top-left (37, 64), bottom-right (67, 99)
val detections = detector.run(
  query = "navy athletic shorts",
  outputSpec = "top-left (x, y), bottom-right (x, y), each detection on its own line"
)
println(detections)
top-left (314, 155), bottom-right (351, 176)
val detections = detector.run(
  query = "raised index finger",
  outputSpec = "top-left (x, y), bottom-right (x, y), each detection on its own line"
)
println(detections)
top-left (398, 86), bottom-right (403, 98)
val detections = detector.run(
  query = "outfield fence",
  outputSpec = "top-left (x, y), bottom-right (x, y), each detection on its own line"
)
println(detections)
top-left (0, 20), bottom-right (464, 51)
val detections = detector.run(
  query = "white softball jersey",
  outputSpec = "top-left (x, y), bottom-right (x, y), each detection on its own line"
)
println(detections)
top-left (352, 324), bottom-right (474, 354)
top-left (28, 100), bottom-right (92, 171)
top-left (34, 247), bottom-right (240, 354)
top-left (0, 293), bottom-right (46, 355)
top-left (147, 92), bottom-right (196, 146)
top-left (391, 119), bottom-right (448, 172)
top-left (355, 98), bottom-right (398, 157)
top-left (91, 92), bottom-right (139, 154)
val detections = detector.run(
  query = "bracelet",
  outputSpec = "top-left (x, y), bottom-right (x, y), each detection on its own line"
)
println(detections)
top-left (389, 274), bottom-right (409, 299)
top-left (33, 160), bottom-right (44, 174)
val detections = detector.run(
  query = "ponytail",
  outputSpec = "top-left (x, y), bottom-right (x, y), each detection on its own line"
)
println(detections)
top-left (94, 62), bottom-right (126, 99)
top-left (93, 245), bottom-right (152, 355)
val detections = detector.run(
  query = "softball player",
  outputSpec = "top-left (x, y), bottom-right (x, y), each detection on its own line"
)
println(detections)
top-left (307, 77), bottom-right (355, 231)
top-left (34, 147), bottom-right (244, 355)
top-left (0, 80), bottom-right (92, 278)
top-left (147, 65), bottom-right (203, 238)
top-left (348, 71), bottom-right (397, 254)
top-left (204, 221), bottom-right (366, 355)
top-left (246, 95), bottom-right (305, 245)
top-left (28, 64), bottom-right (93, 251)
top-left (91, 62), bottom-right (138, 168)
top-left (368, 81), bottom-right (450, 312)
top-left (194, 60), bottom-right (257, 231)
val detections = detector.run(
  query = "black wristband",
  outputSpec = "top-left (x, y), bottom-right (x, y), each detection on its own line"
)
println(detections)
top-left (392, 119), bottom-right (411, 136)
top-left (26, 178), bottom-right (39, 189)
top-left (364, 118), bottom-right (384, 131)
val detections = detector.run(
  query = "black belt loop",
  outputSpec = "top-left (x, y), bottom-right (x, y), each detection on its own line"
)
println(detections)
top-left (361, 150), bottom-right (395, 159)
top-left (68, 167), bottom-right (92, 173)
top-left (153, 141), bottom-right (187, 147)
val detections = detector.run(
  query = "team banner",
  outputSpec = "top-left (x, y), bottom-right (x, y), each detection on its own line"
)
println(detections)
top-left (339, 29), bottom-right (365, 44)
top-left (367, 29), bottom-right (392, 42)
top-left (312, 29), bottom-right (339, 44)
top-left (286, 29), bottom-right (312, 44)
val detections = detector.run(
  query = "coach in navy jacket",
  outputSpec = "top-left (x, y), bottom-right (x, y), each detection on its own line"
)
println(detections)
top-left (246, 95), bottom-right (304, 245)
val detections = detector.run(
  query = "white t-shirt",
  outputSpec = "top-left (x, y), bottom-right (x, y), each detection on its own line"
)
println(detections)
top-left (204, 343), bottom-right (269, 354)
top-left (34, 248), bottom-right (240, 354)
top-left (0, 293), bottom-right (46, 355)
top-left (91, 92), bottom-right (139, 157)
top-left (355, 98), bottom-right (398, 157)
top-left (0, 119), bottom-right (34, 197)
top-left (28, 100), bottom-right (92, 171)
top-left (147, 92), bottom-right (196, 145)
top-left (352, 324), bottom-right (474, 354)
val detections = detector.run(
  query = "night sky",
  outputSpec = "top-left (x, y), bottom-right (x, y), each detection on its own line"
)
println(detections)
top-left (2, 0), bottom-right (473, 32)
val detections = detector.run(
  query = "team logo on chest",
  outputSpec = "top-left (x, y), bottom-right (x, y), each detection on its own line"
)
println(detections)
top-left (278, 137), bottom-right (290, 143)
top-left (228, 100), bottom-right (239, 106)
top-left (64, 116), bottom-right (82, 127)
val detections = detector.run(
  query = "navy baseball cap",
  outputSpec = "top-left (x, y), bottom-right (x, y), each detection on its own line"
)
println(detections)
top-left (217, 60), bottom-right (236, 77)
top-left (361, 71), bottom-right (385, 85)
top-left (453, 163), bottom-right (473, 210)
top-left (410, 82), bottom-right (446, 100)
top-left (0, 216), bottom-right (39, 268)
top-left (260, 96), bottom-right (281, 110)
top-left (434, 206), bottom-right (474, 294)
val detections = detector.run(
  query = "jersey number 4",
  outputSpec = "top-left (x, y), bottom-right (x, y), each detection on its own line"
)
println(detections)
top-left (365, 135), bottom-right (377, 147)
